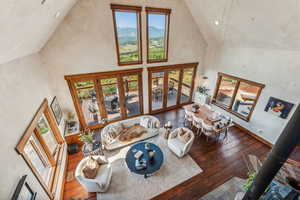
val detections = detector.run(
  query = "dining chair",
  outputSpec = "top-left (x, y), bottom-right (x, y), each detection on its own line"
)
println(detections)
top-left (184, 109), bottom-right (194, 128)
top-left (204, 104), bottom-right (212, 110)
top-left (192, 115), bottom-right (203, 136)
top-left (202, 121), bottom-right (217, 141)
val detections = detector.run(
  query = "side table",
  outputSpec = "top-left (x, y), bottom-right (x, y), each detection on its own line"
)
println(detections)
top-left (82, 141), bottom-right (104, 157)
top-left (163, 124), bottom-right (173, 139)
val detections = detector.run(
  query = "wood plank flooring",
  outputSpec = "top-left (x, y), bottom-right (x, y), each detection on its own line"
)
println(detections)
top-left (63, 108), bottom-right (270, 200)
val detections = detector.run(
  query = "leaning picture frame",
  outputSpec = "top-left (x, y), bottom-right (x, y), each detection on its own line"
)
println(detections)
top-left (12, 175), bottom-right (37, 200)
top-left (50, 96), bottom-right (63, 125)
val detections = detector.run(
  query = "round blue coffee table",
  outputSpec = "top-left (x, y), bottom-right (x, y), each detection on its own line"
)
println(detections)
top-left (125, 142), bottom-right (164, 178)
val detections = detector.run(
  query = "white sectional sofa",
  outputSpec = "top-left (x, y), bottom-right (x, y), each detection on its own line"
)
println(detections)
top-left (101, 115), bottom-right (160, 151)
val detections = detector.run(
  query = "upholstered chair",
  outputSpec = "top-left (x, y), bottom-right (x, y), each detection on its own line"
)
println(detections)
top-left (192, 115), bottom-right (203, 136)
top-left (75, 156), bottom-right (112, 193)
top-left (184, 109), bottom-right (194, 127)
top-left (167, 128), bottom-right (195, 158)
top-left (202, 122), bottom-right (217, 141)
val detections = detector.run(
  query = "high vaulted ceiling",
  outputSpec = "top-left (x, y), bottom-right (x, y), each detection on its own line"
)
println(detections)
top-left (2, 0), bottom-right (300, 65)
top-left (0, 0), bottom-right (78, 65)
top-left (185, 0), bottom-right (300, 50)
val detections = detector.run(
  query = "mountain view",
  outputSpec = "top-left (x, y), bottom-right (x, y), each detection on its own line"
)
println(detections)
top-left (117, 26), bottom-right (166, 62)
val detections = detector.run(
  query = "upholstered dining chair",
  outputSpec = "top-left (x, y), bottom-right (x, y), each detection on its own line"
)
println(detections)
top-left (192, 115), bottom-right (203, 136)
top-left (75, 156), bottom-right (112, 193)
top-left (184, 109), bottom-right (194, 128)
top-left (204, 104), bottom-right (212, 110)
top-left (202, 122), bottom-right (218, 141)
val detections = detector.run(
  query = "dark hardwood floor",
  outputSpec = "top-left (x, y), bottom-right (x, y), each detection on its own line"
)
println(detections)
top-left (63, 108), bottom-right (270, 200)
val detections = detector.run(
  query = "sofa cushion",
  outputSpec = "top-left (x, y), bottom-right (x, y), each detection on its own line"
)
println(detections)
top-left (82, 157), bottom-right (100, 179)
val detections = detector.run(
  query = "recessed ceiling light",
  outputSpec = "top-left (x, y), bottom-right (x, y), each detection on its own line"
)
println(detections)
top-left (214, 20), bottom-right (220, 26)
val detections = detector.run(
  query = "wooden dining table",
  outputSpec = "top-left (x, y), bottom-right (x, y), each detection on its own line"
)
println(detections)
top-left (183, 104), bottom-right (234, 135)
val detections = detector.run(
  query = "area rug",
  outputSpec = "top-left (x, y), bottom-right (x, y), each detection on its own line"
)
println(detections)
top-left (97, 132), bottom-right (203, 200)
top-left (200, 177), bottom-right (246, 200)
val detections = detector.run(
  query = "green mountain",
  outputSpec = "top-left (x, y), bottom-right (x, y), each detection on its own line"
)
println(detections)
top-left (117, 26), bottom-right (164, 45)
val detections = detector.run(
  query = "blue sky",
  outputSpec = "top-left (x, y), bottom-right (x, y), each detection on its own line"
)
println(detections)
top-left (115, 11), bottom-right (165, 29)
top-left (149, 14), bottom-right (165, 29)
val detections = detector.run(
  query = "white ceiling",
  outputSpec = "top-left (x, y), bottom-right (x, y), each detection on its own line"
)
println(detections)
top-left (185, 0), bottom-right (300, 50)
top-left (0, 0), bottom-right (78, 65)
top-left (2, 0), bottom-right (300, 65)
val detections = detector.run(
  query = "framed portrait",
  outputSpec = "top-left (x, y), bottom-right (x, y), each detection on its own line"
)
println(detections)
top-left (12, 175), bottom-right (36, 200)
top-left (50, 96), bottom-right (63, 125)
top-left (264, 97), bottom-right (294, 119)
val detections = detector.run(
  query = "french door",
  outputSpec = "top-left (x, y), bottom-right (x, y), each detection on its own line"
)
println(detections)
top-left (66, 68), bottom-right (143, 129)
top-left (148, 63), bottom-right (198, 114)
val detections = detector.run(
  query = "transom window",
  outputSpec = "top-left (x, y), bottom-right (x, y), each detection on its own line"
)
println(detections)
top-left (212, 73), bottom-right (265, 121)
top-left (111, 4), bottom-right (142, 66)
top-left (16, 99), bottom-right (64, 199)
top-left (146, 7), bottom-right (171, 63)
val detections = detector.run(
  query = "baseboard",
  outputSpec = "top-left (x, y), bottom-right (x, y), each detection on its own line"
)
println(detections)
top-left (60, 147), bottom-right (68, 200)
top-left (234, 122), bottom-right (300, 167)
top-left (233, 122), bottom-right (272, 147)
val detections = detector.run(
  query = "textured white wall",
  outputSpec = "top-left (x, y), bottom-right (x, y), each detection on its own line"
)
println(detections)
top-left (41, 0), bottom-right (207, 114)
top-left (203, 46), bottom-right (300, 144)
top-left (0, 54), bottom-right (55, 199)
top-left (0, 0), bottom-right (78, 65)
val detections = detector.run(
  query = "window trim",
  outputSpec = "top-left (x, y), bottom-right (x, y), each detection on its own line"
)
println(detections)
top-left (147, 62), bottom-right (198, 114)
top-left (16, 99), bottom-right (64, 199)
top-left (65, 68), bottom-right (144, 130)
top-left (146, 7), bottom-right (171, 63)
top-left (212, 72), bottom-right (265, 122)
top-left (111, 4), bottom-right (143, 66)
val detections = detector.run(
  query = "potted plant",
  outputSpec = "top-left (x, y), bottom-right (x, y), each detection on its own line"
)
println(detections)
top-left (194, 86), bottom-right (211, 105)
top-left (240, 172), bottom-right (270, 199)
top-left (80, 129), bottom-right (94, 151)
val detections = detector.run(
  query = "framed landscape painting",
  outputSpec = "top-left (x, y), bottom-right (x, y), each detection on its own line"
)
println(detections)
top-left (51, 96), bottom-right (63, 125)
top-left (264, 97), bottom-right (294, 119)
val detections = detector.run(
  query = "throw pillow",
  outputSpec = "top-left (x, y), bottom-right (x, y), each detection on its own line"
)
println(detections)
top-left (178, 128), bottom-right (186, 136)
top-left (94, 156), bottom-right (108, 165)
top-left (82, 157), bottom-right (100, 179)
top-left (178, 131), bottom-right (191, 143)
top-left (170, 131), bottom-right (177, 139)
top-left (140, 117), bottom-right (150, 128)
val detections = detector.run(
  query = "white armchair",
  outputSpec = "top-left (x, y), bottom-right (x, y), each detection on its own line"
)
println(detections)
top-left (75, 156), bottom-right (112, 193)
top-left (167, 128), bottom-right (194, 158)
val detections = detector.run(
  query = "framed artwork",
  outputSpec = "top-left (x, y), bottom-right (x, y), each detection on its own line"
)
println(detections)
top-left (264, 97), bottom-right (294, 119)
top-left (12, 175), bottom-right (36, 200)
top-left (50, 96), bottom-right (63, 125)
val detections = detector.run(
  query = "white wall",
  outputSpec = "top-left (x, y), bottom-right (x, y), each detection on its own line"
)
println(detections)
top-left (203, 45), bottom-right (300, 144)
top-left (41, 0), bottom-right (207, 114)
top-left (0, 54), bottom-right (55, 199)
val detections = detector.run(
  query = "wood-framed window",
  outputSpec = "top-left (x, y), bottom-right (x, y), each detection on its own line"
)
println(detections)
top-left (16, 99), bottom-right (64, 199)
top-left (146, 7), bottom-right (171, 63)
top-left (212, 73), bottom-right (265, 121)
top-left (65, 68), bottom-right (144, 130)
top-left (148, 62), bottom-right (198, 114)
top-left (111, 4), bottom-right (143, 66)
